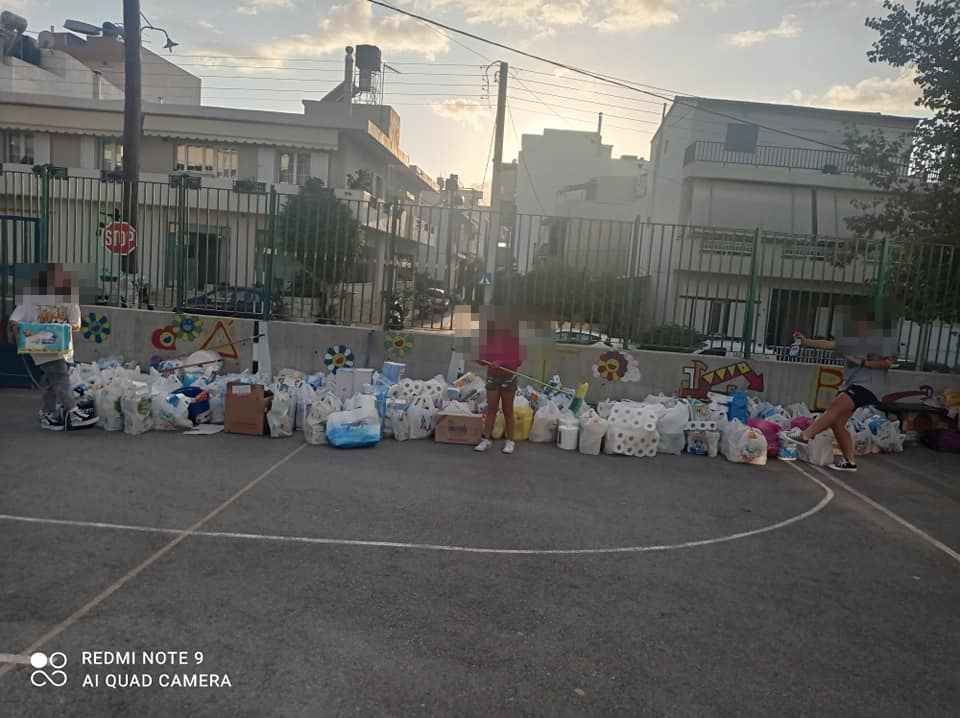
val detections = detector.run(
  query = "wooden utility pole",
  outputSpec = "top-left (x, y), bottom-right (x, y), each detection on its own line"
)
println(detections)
top-left (121, 0), bottom-right (141, 275)
top-left (485, 61), bottom-right (508, 304)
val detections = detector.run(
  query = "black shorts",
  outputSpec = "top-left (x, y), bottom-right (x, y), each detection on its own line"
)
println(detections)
top-left (485, 368), bottom-right (518, 392)
top-left (841, 384), bottom-right (879, 409)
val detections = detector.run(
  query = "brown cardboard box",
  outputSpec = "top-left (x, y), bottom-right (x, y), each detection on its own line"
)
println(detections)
top-left (225, 383), bottom-right (273, 436)
top-left (434, 412), bottom-right (484, 445)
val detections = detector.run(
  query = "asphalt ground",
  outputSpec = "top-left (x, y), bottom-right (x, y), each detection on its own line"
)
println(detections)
top-left (0, 387), bottom-right (958, 717)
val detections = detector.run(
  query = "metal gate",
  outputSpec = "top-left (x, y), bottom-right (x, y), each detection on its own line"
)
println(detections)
top-left (1, 214), bottom-right (43, 387)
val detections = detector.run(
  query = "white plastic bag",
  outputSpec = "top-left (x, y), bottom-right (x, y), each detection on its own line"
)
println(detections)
top-left (656, 403), bottom-right (688, 455)
top-left (303, 392), bottom-right (342, 445)
top-left (578, 412), bottom-right (608, 455)
top-left (530, 402), bottom-right (562, 443)
top-left (121, 385), bottom-right (153, 436)
top-left (326, 404), bottom-right (381, 448)
top-left (874, 420), bottom-right (905, 453)
top-left (95, 383), bottom-right (125, 431)
top-left (405, 397), bottom-right (436, 440)
top-left (152, 392), bottom-right (193, 431)
top-left (734, 427), bottom-right (768, 465)
top-left (295, 383), bottom-right (317, 431)
top-left (267, 390), bottom-right (295, 438)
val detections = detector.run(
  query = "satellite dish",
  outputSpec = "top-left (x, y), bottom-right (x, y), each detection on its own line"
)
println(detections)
top-left (63, 19), bottom-right (101, 36)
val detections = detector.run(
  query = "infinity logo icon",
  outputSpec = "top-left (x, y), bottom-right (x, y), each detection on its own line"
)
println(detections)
top-left (30, 652), bottom-right (68, 687)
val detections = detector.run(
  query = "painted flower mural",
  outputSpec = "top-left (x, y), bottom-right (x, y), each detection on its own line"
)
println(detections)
top-left (81, 312), bottom-right (111, 343)
top-left (323, 344), bottom-right (355, 373)
top-left (151, 325), bottom-right (177, 351)
top-left (383, 333), bottom-right (414, 357)
top-left (172, 313), bottom-right (203, 342)
top-left (592, 350), bottom-right (641, 383)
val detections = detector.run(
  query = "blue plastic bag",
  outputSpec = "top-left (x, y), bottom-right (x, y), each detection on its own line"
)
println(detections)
top-left (326, 421), bottom-right (381, 448)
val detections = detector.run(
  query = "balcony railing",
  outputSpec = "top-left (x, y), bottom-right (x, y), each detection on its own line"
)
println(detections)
top-left (683, 140), bottom-right (909, 177)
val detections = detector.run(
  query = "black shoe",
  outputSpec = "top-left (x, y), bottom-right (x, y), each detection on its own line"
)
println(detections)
top-left (40, 411), bottom-right (66, 432)
top-left (67, 406), bottom-right (98, 430)
top-left (828, 458), bottom-right (858, 472)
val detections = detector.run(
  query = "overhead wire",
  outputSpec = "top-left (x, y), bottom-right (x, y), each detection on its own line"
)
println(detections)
top-left (506, 105), bottom-right (546, 214)
top-left (365, 0), bottom-right (852, 152)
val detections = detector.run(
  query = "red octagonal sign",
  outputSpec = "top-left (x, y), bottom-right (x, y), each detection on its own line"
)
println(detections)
top-left (103, 221), bottom-right (137, 255)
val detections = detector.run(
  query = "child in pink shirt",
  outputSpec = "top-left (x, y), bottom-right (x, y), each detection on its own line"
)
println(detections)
top-left (475, 307), bottom-right (525, 454)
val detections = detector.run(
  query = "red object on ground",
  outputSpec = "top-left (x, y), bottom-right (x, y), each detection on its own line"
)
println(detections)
top-left (790, 416), bottom-right (813, 431)
top-left (748, 418), bottom-right (781, 457)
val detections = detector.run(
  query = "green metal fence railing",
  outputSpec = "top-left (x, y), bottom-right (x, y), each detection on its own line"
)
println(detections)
top-left (2, 167), bottom-right (958, 371)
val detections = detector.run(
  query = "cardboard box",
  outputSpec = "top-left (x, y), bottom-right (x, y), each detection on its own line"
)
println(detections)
top-left (224, 383), bottom-right (273, 436)
top-left (17, 322), bottom-right (71, 354)
top-left (434, 412), bottom-right (484, 445)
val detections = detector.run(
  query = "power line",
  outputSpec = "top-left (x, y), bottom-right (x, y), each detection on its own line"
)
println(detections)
top-left (366, 0), bottom-right (851, 152)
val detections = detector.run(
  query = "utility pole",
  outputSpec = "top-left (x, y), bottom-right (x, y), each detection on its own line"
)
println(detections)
top-left (597, 112), bottom-right (603, 135)
top-left (485, 61), bottom-right (508, 304)
top-left (121, 0), bottom-right (141, 276)
top-left (343, 46), bottom-right (354, 117)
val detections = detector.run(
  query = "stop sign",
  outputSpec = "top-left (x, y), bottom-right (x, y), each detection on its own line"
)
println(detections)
top-left (103, 221), bottom-right (137, 255)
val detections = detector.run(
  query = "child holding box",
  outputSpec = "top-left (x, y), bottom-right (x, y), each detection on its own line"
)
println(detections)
top-left (9, 264), bottom-right (95, 431)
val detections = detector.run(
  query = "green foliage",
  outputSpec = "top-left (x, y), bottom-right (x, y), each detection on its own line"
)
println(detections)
top-left (273, 179), bottom-right (363, 298)
top-left (632, 324), bottom-right (707, 352)
top-left (844, 0), bottom-right (960, 323)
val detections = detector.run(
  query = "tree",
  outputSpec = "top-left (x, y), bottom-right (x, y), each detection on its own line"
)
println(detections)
top-left (844, 0), bottom-right (960, 339)
top-left (272, 178), bottom-right (363, 309)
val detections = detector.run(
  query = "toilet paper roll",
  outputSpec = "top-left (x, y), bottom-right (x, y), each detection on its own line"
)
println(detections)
top-left (643, 421), bottom-right (657, 432)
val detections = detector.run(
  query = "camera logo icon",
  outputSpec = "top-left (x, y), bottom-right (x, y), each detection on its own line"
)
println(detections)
top-left (30, 652), bottom-right (68, 687)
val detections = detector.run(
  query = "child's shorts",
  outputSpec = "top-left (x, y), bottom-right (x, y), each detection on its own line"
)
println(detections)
top-left (485, 368), bottom-right (518, 392)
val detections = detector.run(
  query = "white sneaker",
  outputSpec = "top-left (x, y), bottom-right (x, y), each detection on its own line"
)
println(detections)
top-left (502, 440), bottom-right (515, 454)
top-left (474, 438), bottom-right (492, 452)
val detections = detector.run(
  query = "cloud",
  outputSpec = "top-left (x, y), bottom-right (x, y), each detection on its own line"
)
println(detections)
top-left (594, 0), bottom-right (679, 32)
top-left (413, 1), bottom-right (677, 33)
top-left (785, 70), bottom-right (924, 116)
top-left (237, 0), bottom-right (294, 16)
top-left (255, 1), bottom-right (450, 60)
top-left (197, 20), bottom-right (223, 35)
top-left (431, 98), bottom-right (491, 129)
top-left (724, 14), bottom-right (801, 47)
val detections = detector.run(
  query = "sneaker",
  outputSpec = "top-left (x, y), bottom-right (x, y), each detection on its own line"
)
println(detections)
top-left (67, 405), bottom-right (98, 430)
top-left (40, 411), bottom-right (65, 432)
top-left (828, 458), bottom-right (858, 472)
top-left (781, 428), bottom-right (809, 445)
top-left (474, 438), bottom-right (492, 452)
top-left (502, 440), bottom-right (515, 454)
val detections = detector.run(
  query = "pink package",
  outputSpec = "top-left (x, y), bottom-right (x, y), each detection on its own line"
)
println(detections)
top-left (790, 416), bottom-right (813, 431)
top-left (748, 418), bottom-right (781, 457)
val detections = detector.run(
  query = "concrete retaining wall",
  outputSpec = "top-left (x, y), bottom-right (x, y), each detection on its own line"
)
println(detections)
top-left (75, 306), bottom-right (958, 408)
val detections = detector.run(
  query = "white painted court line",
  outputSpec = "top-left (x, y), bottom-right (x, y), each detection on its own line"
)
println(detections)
top-left (0, 442), bottom-right (307, 679)
top-left (809, 464), bottom-right (960, 566)
top-left (0, 463), bottom-right (834, 555)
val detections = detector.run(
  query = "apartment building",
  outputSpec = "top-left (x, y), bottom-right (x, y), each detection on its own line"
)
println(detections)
top-left (1, 20), bottom-right (439, 319)
top-left (640, 97), bottom-right (919, 348)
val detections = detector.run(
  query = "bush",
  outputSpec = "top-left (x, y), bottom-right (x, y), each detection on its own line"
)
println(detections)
top-left (631, 323), bottom-right (706, 352)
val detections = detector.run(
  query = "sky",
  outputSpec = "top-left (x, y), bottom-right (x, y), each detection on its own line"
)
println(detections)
top-left (11, 0), bottom-right (928, 191)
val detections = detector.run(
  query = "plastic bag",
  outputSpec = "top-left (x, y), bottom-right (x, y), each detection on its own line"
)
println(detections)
top-left (95, 383), bottom-right (125, 431)
top-left (794, 431), bottom-right (834, 466)
top-left (304, 393), bottom-right (343, 445)
top-left (657, 402), bottom-right (688, 455)
top-left (121, 386), bottom-right (153, 436)
top-left (529, 402), bottom-right (562, 442)
top-left (386, 402), bottom-right (410, 441)
top-left (874, 420), bottom-right (905, 453)
top-left (747, 418), bottom-right (781, 457)
top-left (406, 402), bottom-right (436, 440)
top-left (325, 405), bottom-right (381, 448)
top-left (850, 424), bottom-right (875, 456)
top-left (734, 427), bottom-right (767, 465)
top-left (727, 390), bottom-right (749, 424)
top-left (494, 397), bottom-right (533, 440)
top-left (685, 430), bottom-right (719, 457)
top-left (152, 392), bottom-right (193, 431)
top-left (295, 383), bottom-right (318, 431)
top-left (786, 402), bottom-right (812, 418)
top-left (579, 412), bottom-right (609, 455)
top-left (267, 390), bottom-right (295, 438)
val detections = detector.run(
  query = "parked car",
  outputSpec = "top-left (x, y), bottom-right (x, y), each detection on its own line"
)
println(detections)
top-left (182, 287), bottom-right (285, 319)
top-left (416, 287), bottom-right (451, 319)
top-left (555, 330), bottom-right (616, 348)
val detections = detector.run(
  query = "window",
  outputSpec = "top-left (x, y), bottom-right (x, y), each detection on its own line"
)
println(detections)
top-left (3, 131), bottom-right (34, 164)
top-left (724, 123), bottom-right (759, 153)
top-left (175, 144), bottom-right (239, 178)
top-left (707, 300), bottom-right (732, 335)
top-left (277, 151), bottom-right (311, 185)
top-left (98, 138), bottom-right (124, 172)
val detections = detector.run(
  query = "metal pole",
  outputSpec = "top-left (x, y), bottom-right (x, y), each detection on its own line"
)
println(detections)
top-left (485, 61), bottom-right (508, 305)
top-left (342, 46), bottom-right (354, 118)
top-left (121, 0), bottom-right (141, 275)
top-left (742, 228), bottom-right (761, 359)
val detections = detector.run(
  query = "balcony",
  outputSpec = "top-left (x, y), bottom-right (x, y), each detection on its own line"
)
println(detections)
top-left (683, 140), bottom-right (909, 177)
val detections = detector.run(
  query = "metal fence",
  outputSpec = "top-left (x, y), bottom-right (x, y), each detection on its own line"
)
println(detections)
top-left (2, 167), bottom-right (958, 371)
